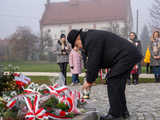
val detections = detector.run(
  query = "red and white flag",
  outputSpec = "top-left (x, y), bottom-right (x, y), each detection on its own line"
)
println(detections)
top-left (14, 74), bottom-right (31, 87)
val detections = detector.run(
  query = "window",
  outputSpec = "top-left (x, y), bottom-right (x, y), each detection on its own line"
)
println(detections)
top-left (48, 29), bottom-right (51, 33)
top-left (61, 30), bottom-right (65, 34)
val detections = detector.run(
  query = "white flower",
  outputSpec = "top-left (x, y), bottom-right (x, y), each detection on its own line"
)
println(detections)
top-left (11, 91), bottom-right (17, 96)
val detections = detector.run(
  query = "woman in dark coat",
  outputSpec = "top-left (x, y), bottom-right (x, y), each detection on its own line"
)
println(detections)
top-left (67, 29), bottom-right (142, 120)
top-left (55, 34), bottom-right (70, 85)
top-left (150, 31), bottom-right (160, 82)
top-left (128, 32), bottom-right (142, 85)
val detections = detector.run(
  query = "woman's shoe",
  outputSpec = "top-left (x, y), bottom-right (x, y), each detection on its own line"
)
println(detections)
top-left (70, 83), bottom-right (75, 86)
top-left (77, 83), bottom-right (81, 85)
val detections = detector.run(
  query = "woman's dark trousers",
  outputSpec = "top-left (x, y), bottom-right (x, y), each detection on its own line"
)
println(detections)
top-left (146, 63), bottom-right (150, 73)
top-left (58, 62), bottom-right (68, 85)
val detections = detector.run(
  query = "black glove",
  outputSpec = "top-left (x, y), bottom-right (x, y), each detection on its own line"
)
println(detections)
top-left (71, 66), bottom-right (74, 69)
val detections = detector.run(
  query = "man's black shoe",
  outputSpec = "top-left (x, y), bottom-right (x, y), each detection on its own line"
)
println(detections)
top-left (100, 114), bottom-right (123, 120)
top-left (122, 111), bottom-right (130, 119)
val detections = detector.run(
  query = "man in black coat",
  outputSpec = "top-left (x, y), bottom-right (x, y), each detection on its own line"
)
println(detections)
top-left (67, 29), bottom-right (142, 120)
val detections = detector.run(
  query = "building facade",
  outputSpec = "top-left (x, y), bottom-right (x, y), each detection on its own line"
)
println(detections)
top-left (40, 0), bottom-right (133, 47)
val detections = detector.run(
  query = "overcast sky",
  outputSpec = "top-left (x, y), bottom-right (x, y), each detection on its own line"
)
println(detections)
top-left (0, 0), bottom-right (154, 39)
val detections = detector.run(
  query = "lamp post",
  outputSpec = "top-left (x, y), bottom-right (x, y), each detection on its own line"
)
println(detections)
top-left (136, 9), bottom-right (139, 38)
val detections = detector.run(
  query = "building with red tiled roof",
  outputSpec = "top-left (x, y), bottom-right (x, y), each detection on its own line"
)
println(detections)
top-left (40, 0), bottom-right (133, 45)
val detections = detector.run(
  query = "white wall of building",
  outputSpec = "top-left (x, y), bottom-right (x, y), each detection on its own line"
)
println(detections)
top-left (42, 21), bottom-right (126, 47)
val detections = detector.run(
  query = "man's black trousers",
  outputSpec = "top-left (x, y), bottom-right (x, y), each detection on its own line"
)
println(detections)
top-left (107, 71), bottom-right (130, 117)
top-left (107, 55), bottom-right (142, 117)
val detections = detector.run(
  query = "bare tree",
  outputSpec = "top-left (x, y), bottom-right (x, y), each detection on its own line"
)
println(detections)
top-left (39, 32), bottom-right (53, 60)
top-left (150, 0), bottom-right (160, 30)
top-left (0, 39), bottom-right (9, 61)
top-left (9, 26), bottom-right (38, 61)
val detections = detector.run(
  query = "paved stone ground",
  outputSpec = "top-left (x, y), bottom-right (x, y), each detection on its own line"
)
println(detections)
top-left (70, 83), bottom-right (160, 120)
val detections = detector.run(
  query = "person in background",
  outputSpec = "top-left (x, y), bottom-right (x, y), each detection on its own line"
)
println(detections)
top-left (144, 47), bottom-right (151, 73)
top-left (55, 34), bottom-right (70, 85)
top-left (150, 31), bottom-right (160, 82)
top-left (128, 32), bottom-right (142, 85)
top-left (69, 44), bottom-right (83, 86)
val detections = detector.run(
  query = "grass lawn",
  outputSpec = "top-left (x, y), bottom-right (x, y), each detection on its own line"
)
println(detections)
top-left (1, 61), bottom-right (148, 73)
top-left (30, 76), bottom-right (155, 85)
top-left (30, 76), bottom-right (85, 85)
top-left (1, 61), bottom-right (86, 72)
top-left (141, 66), bottom-right (147, 73)
top-left (29, 76), bottom-right (51, 85)
top-left (1, 61), bottom-right (66, 72)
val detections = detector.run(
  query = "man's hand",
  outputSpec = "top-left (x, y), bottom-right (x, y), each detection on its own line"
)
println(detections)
top-left (82, 81), bottom-right (92, 90)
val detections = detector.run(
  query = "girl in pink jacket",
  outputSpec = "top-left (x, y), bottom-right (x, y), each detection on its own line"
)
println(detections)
top-left (69, 46), bottom-right (83, 85)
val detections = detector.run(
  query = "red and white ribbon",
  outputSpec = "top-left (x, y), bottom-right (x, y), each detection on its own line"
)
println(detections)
top-left (49, 85), bottom-right (68, 94)
top-left (24, 89), bottom-right (40, 95)
top-left (14, 73), bottom-right (31, 88)
top-left (69, 91), bottom-right (80, 114)
top-left (24, 95), bottom-right (48, 120)
top-left (6, 92), bottom-right (38, 109)
top-left (6, 98), bottom-right (16, 108)
top-left (13, 73), bottom-right (20, 77)
top-left (40, 84), bottom-right (68, 97)
top-left (6, 83), bottom-right (85, 119)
